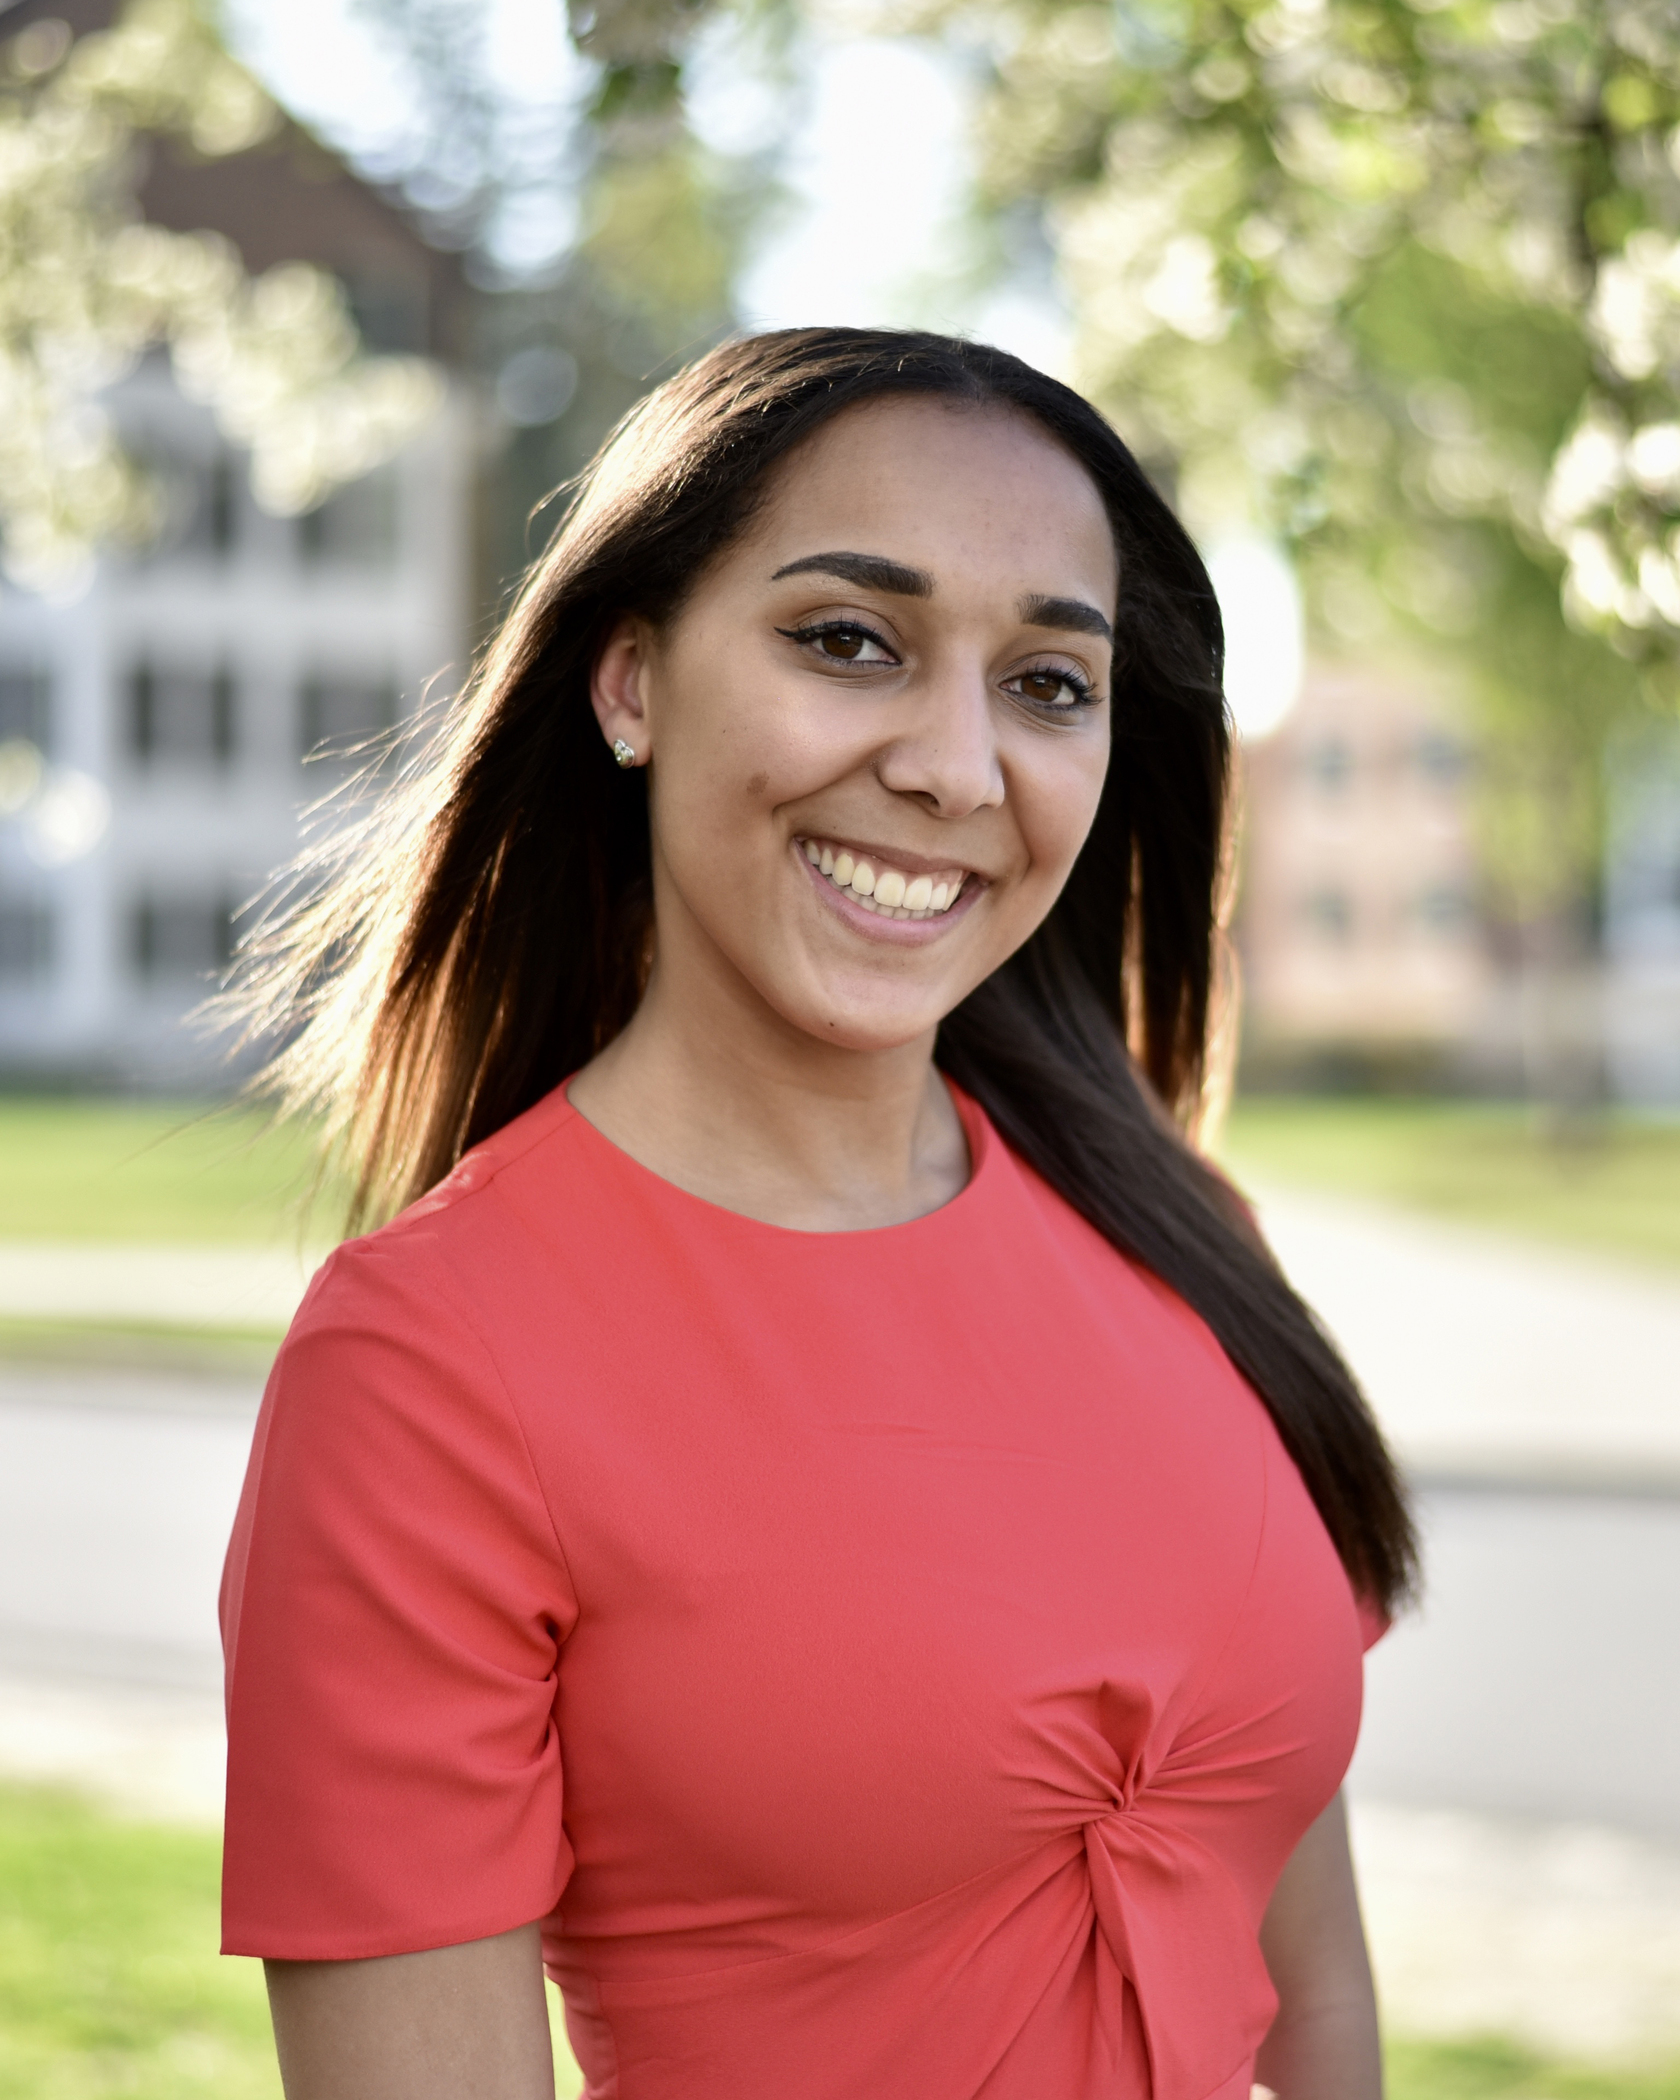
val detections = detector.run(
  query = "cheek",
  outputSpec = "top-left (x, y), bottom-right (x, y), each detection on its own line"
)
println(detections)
top-left (663, 656), bottom-right (838, 811)
top-left (1014, 737), bottom-right (1111, 884)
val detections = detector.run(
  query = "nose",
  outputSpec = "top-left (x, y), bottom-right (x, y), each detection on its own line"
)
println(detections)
top-left (872, 659), bottom-right (1006, 818)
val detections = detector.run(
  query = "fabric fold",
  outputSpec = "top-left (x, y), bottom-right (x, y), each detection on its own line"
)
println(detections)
top-left (1084, 1805), bottom-right (1278, 2100)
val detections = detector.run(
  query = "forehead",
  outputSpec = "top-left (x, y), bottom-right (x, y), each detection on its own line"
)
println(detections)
top-left (745, 395), bottom-right (1119, 602)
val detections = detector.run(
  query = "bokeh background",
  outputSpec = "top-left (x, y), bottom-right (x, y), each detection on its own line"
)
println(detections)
top-left (0, 1), bottom-right (1678, 2095)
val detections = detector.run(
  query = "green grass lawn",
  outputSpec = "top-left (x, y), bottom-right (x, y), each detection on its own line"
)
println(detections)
top-left (0, 1782), bottom-right (1671, 2100)
top-left (0, 1098), bottom-right (342, 1247)
top-left (1221, 1096), bottom-right (1680, 1275)
top-left (0, 1785), bottom-right (583, 2099)
top-left (1385, 2038), bottom-right (1680, 2100)
top-left (0, 1090), bottom-right (1675, 1275)
top-left (0, 1785), bottom-right (277, 2100)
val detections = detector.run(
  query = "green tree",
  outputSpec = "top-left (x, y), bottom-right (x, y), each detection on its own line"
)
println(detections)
top-left (342, 0), bottom-right (780, 605)
top-left (0, 0), bottom-right (777, 616)
top-left (914, 0), bottom-right (1680, 1088)
top-left (0, 0), bottom-right (442, 595)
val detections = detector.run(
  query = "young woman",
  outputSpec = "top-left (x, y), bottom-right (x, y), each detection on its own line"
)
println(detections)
top-left (220, 327), bottom-right (1415, 2100)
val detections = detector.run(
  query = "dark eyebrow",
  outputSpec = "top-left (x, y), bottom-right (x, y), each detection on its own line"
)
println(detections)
top-left (1018, 592), bottom-right (1113, 642)
top-left (770, 551), bottom-right (934, 598)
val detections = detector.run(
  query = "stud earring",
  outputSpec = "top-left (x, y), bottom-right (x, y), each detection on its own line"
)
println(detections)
top-left (612, 738), bottom-right (636, 769)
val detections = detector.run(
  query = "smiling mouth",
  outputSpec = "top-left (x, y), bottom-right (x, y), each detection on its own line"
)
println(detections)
top-left (795, 837), bottom-right (973, 921)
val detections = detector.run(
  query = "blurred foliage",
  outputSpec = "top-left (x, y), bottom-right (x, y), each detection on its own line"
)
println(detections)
top-left (0, 0), bottom-right (441, 596)
top-left (1220, 1093), bottom-right (1680, 1268)
top-left (348, 0), bottom-right (774, 336)
top-left (901, 0), bottom-right (1680, 938)
top-left (0, 0), bottom-right (777, 618)
top-left (347, 0), bottom-right (783, 610)
top-left (495, 11), bottom-right (771, 581)
top-left (348, 0), bottom-right (573, 252)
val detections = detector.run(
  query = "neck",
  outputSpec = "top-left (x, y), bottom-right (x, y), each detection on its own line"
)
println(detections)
top-left (567, 938), bottom-right (970, 1234)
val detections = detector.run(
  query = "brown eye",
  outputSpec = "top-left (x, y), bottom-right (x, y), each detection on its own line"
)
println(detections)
top-left (1020, 670), bottom-right (1072, 705)
top-left (778, 620), bottom-right (897, 666)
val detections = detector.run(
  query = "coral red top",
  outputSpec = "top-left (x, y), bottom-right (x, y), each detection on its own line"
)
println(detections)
top-left (221, 1081), bottom-right (1381, 2100)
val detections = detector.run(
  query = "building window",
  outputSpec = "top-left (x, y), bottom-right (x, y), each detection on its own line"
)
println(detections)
top-left (129, 663), bottom-right (237, 766)
top-left (131, 895), bottom-right (237, 982)
top-left (135, 445), bottom-right (239, 563)
top-left (201, 454), bottom-right (238, 557)
top-left (0, 900), bottom-right (53, 980)
top-left (1413, 731), bottom-right (1468, 786)
top-left (176, 452), bottom-right (238, 558)
top-left (0, 664), bottom-right (50, 751)
top-left (1301, 887), bottom-right (1354, 941)
top-left (345, 268), bottom-right (429, 355)
top-left (298, 469), bottom-right (399, 569)
top-left (1413, 882), bottom-right (1473, 933)
top-left (1301, 737), bottom-right (1354, 791)
top-left (299, 674), bottom-right (398, 763)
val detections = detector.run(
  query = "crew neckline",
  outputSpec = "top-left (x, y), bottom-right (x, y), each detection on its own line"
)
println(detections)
top-left (555, 1074), bottom-right (995, 1242)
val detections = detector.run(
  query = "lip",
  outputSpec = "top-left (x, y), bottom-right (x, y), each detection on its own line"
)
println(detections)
top-left (792, 839), bottom-right (987, 943)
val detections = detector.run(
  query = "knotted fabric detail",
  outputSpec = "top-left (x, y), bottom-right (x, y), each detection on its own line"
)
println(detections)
top-left (1083, 1804), bottom-right (1279, 2100)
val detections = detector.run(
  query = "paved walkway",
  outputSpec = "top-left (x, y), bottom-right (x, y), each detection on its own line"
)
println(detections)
top-left (0, 1365), bottom-right (255, 1686)
top-left (0, 1241), bottom-right (326, 1331)
top-left (1350, 1799), bottom-right (1680, 2059)
top-left (1248, 1186), bottom-right (1680, 1487)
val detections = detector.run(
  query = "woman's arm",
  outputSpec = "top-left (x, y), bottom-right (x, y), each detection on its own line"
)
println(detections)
top-left (1253, 1791), bottom-right (1383, 2100)
top-left (264, 1922), bottom-right (555, 2100)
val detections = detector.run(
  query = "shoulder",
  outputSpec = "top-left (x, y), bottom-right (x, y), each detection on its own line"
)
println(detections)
top-left (266, 1079), bottom-right (662, 1493)
top-left (291, 1082), bottom-right (596, 1336)
top-left (243, 1127), bottom-right (579, 1610)
top-left (372, 1079), bottom-right (593, 1253)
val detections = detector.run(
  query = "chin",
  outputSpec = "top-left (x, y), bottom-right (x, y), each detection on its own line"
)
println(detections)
top-left (784, 990), bottom-right (951, 1056)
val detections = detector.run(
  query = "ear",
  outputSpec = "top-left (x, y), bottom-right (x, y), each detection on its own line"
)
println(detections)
top-left (590, 616), bottom-right (653, 766)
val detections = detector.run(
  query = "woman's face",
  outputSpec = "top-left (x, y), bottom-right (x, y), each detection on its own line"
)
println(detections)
top-left (591, 395), bottom-right (1118, 1055)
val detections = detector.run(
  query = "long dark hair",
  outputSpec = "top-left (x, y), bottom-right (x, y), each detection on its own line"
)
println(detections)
top-left (234, 326), bottom-right (1417, 1612)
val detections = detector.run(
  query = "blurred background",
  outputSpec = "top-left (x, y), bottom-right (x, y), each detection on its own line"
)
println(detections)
top-left (0, 0), bottom-right (1677, 2094)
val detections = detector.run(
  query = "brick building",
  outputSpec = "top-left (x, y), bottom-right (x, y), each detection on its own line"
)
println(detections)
top-left (1235, 662), bottom-right (1495, 1082)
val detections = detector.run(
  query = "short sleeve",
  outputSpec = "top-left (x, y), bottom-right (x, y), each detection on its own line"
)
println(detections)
top-left (220, 1232), bottom-right (579, 1960)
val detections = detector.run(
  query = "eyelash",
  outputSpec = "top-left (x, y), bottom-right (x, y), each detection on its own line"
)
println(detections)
top-left (776, 620), bottom-right (1098, 713)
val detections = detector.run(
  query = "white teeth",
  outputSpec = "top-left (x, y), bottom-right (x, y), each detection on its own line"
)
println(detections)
top-left (799, 841), bottom-right (968, 921)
